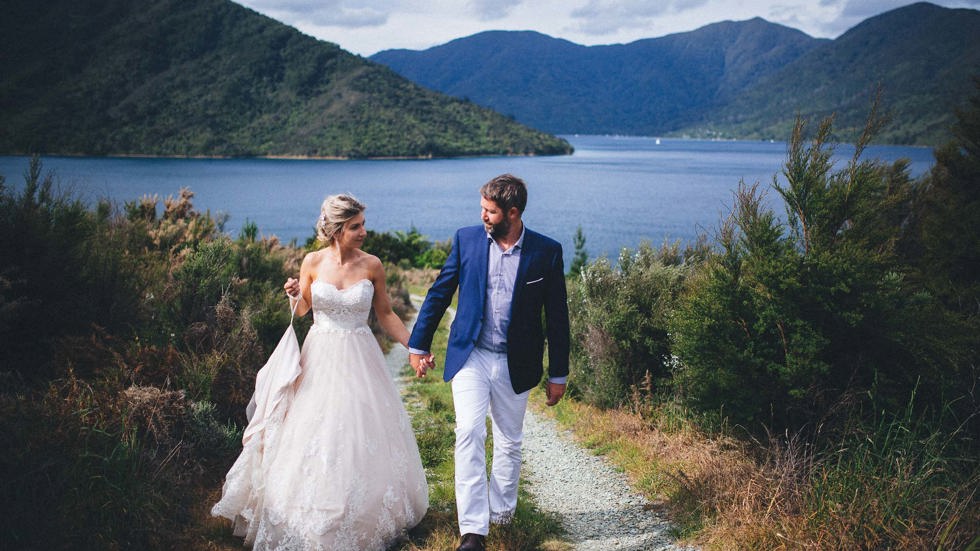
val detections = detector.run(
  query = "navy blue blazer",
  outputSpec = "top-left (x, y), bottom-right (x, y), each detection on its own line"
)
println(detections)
top-left (408, 225), bottom-right (570, 394)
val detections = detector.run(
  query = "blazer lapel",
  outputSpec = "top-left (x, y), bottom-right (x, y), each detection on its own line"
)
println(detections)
top-left (474, 230), bottom-right (490, 309)
top-left (512, 229), bottom-right (535, 308)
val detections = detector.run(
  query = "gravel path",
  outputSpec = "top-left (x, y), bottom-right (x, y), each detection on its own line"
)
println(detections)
top-left (397, 295), bottom-right (693, 550)
top-left (521, 410), bottom-right (693, 550)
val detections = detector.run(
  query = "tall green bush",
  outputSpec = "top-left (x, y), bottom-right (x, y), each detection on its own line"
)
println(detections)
top-left (361, 226), bottom-right (451, 269)
top-left (568, 225), bottom-right (588, 276)
top-left (567, 242), bottom-right (687, 409)
top-left (0, 164), bottom-right (304, 546)
top-left (0, 157), bottom-right (146, 382)
top-left (671, 115), bottom-right (958, 431)
top-left (901, 80), bottom-right (980, 443)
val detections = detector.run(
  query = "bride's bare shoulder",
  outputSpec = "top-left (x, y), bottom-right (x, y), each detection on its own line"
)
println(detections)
top-left (358, 251), bottom-right (384, 272)
top-left (301, 249), bottom-right (327, 269)
top-left (358, 251), bottom-right (385, 278)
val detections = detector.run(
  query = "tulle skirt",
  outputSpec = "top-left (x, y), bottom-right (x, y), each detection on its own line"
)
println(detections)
top-left (212, 326), bottom-right (428, 550)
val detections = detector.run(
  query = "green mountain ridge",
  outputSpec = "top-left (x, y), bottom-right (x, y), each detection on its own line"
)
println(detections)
top-left (371, 2), bottom-right (979, 145)
top-left (688, 2), bottom-right (980, 144)
top-left (0, 0), bottom-right (572, 158)
top-left (372, 20), bottom-right (821, 136)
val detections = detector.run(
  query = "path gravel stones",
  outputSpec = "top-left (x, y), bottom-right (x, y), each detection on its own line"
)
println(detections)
top-left (521, 410), bottom-right (694, 550)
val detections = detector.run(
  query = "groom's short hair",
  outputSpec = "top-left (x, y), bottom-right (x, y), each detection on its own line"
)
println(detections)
top-left (481, 174), bottom-right (528, 214)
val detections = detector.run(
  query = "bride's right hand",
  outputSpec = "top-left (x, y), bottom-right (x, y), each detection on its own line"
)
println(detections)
top-left (284, 277), bottom-right (300, 298)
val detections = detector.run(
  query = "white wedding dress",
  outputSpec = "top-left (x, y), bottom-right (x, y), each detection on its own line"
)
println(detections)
top-left (212, 278), bottom-right (429, 550)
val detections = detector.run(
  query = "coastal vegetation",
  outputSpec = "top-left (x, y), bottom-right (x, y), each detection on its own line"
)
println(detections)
top-left (0, 164), bottom-right (559, 548)
top-left (1, 90), bottom-right (977, 548)
top-left (0, 165), bottom-right (324, 547)
top-left (561, 93), bottom-right (980, 547)
top-left (0, 0), bottom-right (572, 159)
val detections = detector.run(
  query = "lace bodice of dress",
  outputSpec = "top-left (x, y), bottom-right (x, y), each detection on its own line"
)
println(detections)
top-left (309, 279), bottom-right (374, 334)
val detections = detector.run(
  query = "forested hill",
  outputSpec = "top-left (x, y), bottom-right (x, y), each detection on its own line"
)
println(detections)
top-left (372, 20), bottom-right (822, 136)
top-left (0, 0), bottom-right (572, 158)
top-left (691, 2), bottom-right (980, 145)
top-left (371, 2), bottom-right (979, 145)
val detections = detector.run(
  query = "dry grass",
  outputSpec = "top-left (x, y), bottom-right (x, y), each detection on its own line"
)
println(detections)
top-left (402, 267), bottom-right (441, 290)
top-left (538, 395), bottom-right (980, 550)
top-left (543, 397), bottom-right (816, 549)
top-left (122, 385), bottom-right (188, 442)
top-left (541, 398), bottom-right (766, 547)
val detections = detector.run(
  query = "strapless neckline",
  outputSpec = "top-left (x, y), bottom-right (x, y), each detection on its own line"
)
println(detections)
top-left (311, 278), bottom-right (373, 292)
top-left (308, 278), bottom-right (374, 335)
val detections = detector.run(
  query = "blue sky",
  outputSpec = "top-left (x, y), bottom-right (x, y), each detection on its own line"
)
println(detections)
top-left (234, 0), bottom-right (980, 56)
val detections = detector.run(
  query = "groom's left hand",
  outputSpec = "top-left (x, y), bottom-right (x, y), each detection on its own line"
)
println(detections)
top-left (545, 382), bottom-right (566, 406)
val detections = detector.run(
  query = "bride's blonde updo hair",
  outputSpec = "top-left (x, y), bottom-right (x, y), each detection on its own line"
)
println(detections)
top-left (316, 194), bottom-right (366, 246)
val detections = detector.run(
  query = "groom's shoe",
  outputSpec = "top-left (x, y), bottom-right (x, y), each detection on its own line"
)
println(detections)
top-left (456, 533), bottom-right (486, 551)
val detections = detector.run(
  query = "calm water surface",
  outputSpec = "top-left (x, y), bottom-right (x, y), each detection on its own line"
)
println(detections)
top-left (0, 136), bottom-right (935, 262)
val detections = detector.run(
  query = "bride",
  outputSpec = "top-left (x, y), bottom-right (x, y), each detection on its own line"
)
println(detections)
top-left (212, 194), bottom-right (430, 550)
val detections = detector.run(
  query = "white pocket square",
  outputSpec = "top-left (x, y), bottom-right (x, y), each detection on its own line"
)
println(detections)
top-left (526, 277), bottom-right (544, 285)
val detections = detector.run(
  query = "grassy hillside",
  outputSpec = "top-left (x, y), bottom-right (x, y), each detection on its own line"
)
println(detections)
top-left (0, 0), bottom-right (572, 158)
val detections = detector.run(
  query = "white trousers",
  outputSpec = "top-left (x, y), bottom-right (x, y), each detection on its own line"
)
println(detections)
top-left (451, 347), bottom-right (530, 536)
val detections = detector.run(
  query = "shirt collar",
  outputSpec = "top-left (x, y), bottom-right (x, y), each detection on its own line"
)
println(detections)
top-left (487, 224), bottom-right (526, 253)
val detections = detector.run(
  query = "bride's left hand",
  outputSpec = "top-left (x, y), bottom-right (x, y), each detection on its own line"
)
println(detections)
top-left (284, 277), bottom-right (300, 297)
top-left (409, 353), bottom-right (434, 377)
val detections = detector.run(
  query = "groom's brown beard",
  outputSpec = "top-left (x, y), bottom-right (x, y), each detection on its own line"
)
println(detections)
top-left (486, 218), bottom-right (510, 238)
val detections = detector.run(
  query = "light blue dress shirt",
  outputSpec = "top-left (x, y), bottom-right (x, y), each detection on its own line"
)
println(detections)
top-left (475, 228), bottom-right (523, 352)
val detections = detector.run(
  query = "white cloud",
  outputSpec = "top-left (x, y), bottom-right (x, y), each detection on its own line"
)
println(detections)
top-left (469, 0), bottom-right (523, 21)
top-left (568, 0), bottom-right (712, 36)
top-left (314, 6), bottom-right (387, 27)
top-left (841, 0), bottom-right (911, 18)
top-left (763, 1), bottom-right (840, 35)
top-left (239, 0), bottom-right (388, 28)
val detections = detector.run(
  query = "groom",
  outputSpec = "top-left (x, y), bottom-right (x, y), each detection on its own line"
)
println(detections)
top-left (409, 173), bottom-right (570, 551)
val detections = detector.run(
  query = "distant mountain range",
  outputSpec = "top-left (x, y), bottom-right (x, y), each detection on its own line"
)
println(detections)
top-left (0, 0), bottom-right (572, 158)
top-left (372, 2), bottom-right (980, 145)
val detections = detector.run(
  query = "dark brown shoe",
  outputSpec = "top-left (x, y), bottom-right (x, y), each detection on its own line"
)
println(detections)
top-left (456, 532), bottom-right (486, 551)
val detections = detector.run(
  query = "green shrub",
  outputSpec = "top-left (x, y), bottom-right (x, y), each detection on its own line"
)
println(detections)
top-left (568, 242), bottom-right (688, 409)
top-left (362, 226), bottom-right (450, 268)
top-left (0, 377), bottom-right (203, 549)
top-left (0, 157), bottom-right (150, 383)
top-left (0, 158), bottom-right (434, 547)
top-left (171, 239), bottom-right (236, 326)
top-left (568, 225), bottom-right (588, 277)
top-left (671, 115), bottom-right (962, 432)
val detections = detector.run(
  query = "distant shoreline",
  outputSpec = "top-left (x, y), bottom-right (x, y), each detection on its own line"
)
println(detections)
top-left (2, 133), bottom-right (940, 162)
top-left (0, 150), bottom-right (572, 161)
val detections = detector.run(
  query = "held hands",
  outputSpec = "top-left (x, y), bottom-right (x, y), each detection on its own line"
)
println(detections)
top-left (409, 353), bottom-right (436, 378)
top-left (545, 382), bottom-right (566, 407)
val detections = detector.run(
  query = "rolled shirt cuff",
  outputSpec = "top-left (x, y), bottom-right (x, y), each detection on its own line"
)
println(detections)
top-left (408, 347), bottom-right (566, 385)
